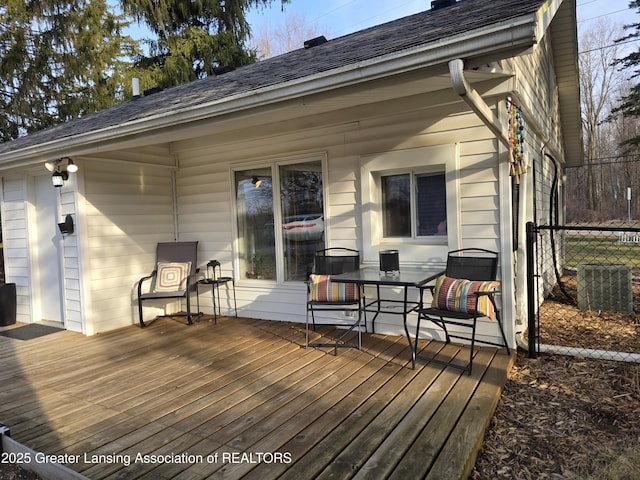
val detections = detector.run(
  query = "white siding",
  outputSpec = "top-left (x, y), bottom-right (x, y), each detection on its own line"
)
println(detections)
top-left (59, 181), bottom-right (82, 333)
top-left (173, 100), bottom-right (505, 342)
top-left (1, 176), bottom-right (31, 323)
top-left (507, 33), bottom-right (568, 323)
top-left (81, 160), bottom-right (176, 333)
top-left (1, 174), bottom-right (82, 331)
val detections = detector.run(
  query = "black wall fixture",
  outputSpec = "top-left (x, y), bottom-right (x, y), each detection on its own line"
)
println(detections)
top-left (58, 215), bottom-right (74, 235)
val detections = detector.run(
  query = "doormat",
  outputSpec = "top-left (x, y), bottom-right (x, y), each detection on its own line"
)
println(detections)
top-left (0, 324), bottom-right (64, 341)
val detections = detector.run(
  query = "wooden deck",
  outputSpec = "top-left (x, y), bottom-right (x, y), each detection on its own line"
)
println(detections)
top-left (0, 316), bottom-right (514, 480)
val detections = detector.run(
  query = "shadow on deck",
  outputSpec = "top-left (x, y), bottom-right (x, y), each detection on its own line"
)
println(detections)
top-left (0, 316), bottom-right (514, 479)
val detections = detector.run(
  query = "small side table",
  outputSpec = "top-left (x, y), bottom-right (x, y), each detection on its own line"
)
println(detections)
top-left (197, 260), bottom-right (238, 323)
top-left (196, 267), bottom-right (238, 323)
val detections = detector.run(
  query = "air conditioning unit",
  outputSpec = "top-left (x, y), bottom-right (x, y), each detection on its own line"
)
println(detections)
top-left (577, 264), bottom-right (634, 313)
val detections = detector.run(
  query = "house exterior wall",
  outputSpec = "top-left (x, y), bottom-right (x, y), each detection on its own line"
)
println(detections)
top-left (58, 177), bottom-right (82, 333)
top-left (1, 176), bottom-right (32, 324)
top-left (173, 99), bottom-right (512, 346)
top-left (506, 33), bottom-right (568, 325)
top-left (79, 160), bottom-right (176, 334)
top-left (1, 173), bottom-right (82, 331)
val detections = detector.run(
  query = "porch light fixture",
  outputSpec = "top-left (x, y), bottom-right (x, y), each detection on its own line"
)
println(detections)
top-left (44, 160), bottom-right (60, 172)
top-left (66, 159), bottom-right (78, 173)
top-left (45, 157), bottom-right (78, 187)
top-left (51, 169), bottom-right (68, 187)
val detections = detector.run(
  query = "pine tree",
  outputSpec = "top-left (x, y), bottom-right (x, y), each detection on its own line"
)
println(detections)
top-left (613, 1), bottom-right (640, 147)
top-left (0, 0), bottom-right (290, 141)
top-left (121, 0), bottom-right (289, 89)
top-left (0, 0), bottom-right (138, 141)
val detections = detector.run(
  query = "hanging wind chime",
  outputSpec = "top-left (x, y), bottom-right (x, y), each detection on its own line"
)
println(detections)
top-left (507, 100), bottom-right (526, 184)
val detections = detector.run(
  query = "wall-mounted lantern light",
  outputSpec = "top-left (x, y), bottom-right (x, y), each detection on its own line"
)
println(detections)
top-left (51, 169), bottom-right (69, 187)
top-left (45, 157), bottom-right (78, 187)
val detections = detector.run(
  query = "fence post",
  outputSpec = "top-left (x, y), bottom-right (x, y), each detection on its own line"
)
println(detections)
top-left (526, 222), bottom-right (537, 358)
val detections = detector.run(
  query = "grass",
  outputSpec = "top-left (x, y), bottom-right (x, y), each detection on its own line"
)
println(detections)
top-left (563, 235), bottom-right (640, 270)
top-left (584, 444), bottom-right (640, 480)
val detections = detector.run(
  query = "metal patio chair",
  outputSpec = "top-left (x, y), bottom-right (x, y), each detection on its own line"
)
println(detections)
top-left (137, 241), bottom-right (199, 327)
top-left (305, 247), bottom-right (364, 354)
top-left (413, 248), bottom-right (510, 373)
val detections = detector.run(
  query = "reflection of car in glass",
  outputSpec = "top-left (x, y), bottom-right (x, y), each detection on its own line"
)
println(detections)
top-left (283, 214), bottom-right (324, 241)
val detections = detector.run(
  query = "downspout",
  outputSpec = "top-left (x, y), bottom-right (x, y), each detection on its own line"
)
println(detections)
top-left (171, 169), bottom-right (179, 241)
top-left (448, 59), bottom-right (510, 149)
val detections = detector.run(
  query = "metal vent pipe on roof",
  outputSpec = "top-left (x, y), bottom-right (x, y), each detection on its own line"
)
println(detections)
top-left (304, 36), bottom-right (328, 49)
top-left (431, 0), bottom-right (456, 10)
top-left (132, 78), bottom-right (140, 97)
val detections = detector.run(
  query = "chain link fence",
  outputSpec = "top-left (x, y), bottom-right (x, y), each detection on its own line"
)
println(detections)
top-left (527, 223), bottom-right (640, 362)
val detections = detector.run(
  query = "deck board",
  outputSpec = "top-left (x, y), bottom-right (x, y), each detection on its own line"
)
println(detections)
top-left (0, 316), bottom-right (513, 479)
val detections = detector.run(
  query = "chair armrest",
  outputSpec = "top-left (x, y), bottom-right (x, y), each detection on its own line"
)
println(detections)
top-left (417, 284), bottom-right (436, 308)
top-left (137, 270), bottom-right (157, 296)
top-left (185, 269), bottom-right (200, 288)
top-left (473, 288), bottom-right (500, 319)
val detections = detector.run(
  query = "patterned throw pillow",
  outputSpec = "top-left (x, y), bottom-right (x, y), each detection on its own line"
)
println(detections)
top-left (154, 262), bottom-right (191, 292)
top-left (309, 274), bottom-right (357, 302)
top-left (431, 275), bottom-right (500, 319)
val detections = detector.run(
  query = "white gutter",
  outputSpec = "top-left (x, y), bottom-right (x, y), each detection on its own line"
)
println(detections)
top-left (0, 17), bottom-right (539, 169)
top-left (448, 58), bottom-right (510, 149)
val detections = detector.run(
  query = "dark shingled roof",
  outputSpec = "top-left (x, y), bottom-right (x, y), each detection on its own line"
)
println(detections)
top-left (0, 0), bottom-right (543, 155)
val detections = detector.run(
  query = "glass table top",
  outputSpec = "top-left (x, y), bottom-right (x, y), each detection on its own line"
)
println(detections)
top-left (330, 267), bottom-right (444, 287)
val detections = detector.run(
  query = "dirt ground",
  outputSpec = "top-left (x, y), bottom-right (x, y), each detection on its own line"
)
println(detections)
top-left (0, 464), bottom-right (41, 480)
top-left (472, 275), bottom-right (640, 479)
top-left (471, 351), bottom-right (640, 479)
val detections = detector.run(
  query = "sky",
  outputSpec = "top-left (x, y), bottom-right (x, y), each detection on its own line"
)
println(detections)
top-left (245, 0), bottom-right (635, 42)
top-left (122, 0), bottom-right (636, 58)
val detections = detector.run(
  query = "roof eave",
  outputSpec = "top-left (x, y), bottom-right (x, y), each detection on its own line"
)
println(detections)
top-left (550, 0), bottom-right (583, 167)
top-left (0, 17), bottom-right (540, 168)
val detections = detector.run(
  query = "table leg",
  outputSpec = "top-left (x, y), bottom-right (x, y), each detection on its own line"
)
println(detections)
top-left (212, 283), bottom-right (218, 324)
top-left (401, 285), bottom-right (417, 369)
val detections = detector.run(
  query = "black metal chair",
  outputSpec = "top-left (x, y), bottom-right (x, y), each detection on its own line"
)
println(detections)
top-left (137, 241), bottom-right (199, 327)
top-left (305, 248), bottom-right (364, 354)
top-left (413, 248), bottom-right (510, 373)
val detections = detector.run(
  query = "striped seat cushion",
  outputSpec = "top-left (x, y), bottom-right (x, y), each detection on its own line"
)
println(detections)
top-left (431, 275), bottom-right (499, 320)
top-left (309, 274), bottom-right (357, 302)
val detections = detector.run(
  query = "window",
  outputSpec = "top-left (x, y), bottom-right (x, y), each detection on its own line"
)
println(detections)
top-left (234, 157), bottom-right (325, 282)
top-left (235, 168), bottom-right (276, 280)
top-left (361, 145), bottom-right (459, 262)
top-left (381, 172), bottom-right (447, 239)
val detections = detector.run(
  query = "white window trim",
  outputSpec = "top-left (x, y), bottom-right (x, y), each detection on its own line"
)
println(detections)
top-left (360, 144), bottom-right (461, 267)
